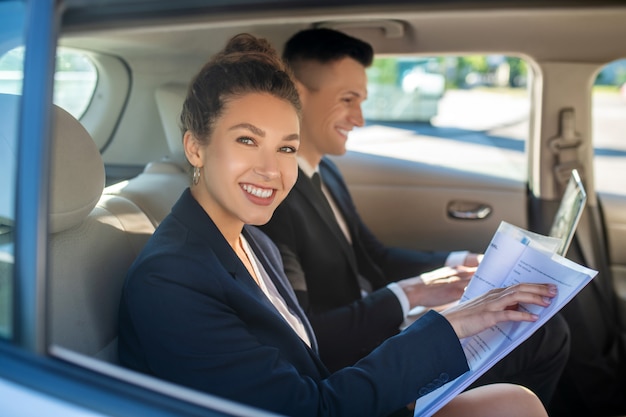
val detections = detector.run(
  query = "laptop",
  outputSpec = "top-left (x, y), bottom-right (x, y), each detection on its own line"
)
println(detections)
top-left (548, 169), bottom-right (587, 256)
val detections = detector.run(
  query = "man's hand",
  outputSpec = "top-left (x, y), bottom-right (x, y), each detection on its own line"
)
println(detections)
top-left (398, 266), bottom-right (475, 309)
top-left (463, 252), bottom-right (484, 267)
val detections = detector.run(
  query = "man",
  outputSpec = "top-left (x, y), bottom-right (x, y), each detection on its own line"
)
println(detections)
top-left (259, 28), bottom-right (570, 406)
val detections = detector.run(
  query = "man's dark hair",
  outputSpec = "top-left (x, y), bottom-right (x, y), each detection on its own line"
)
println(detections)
top-left (283, 28), bottom-right (374, 68)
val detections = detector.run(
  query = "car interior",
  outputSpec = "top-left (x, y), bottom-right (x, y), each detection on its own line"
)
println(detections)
top-left (47, 101), bottom-right (155, 364)
top-left (2, 0), bottom-right (626, 416)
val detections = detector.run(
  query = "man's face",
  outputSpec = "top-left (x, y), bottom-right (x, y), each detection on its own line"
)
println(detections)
top-left (298, 57), bottom-right (367, 162)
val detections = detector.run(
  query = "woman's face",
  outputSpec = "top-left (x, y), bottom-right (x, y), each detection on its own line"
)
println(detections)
top-left (187, 92), bottom-right (300, 233)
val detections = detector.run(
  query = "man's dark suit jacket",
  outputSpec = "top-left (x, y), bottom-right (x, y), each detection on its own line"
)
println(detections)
top-left (260, 158), bottom-right (571, 406)
top-left (259, 157), bottom-right (450, 371)
top-left (118, 188), bottom-right (468, 417)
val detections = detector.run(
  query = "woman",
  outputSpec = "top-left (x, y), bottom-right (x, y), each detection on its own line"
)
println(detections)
top-left (118, 33), bottom-right (552, 417)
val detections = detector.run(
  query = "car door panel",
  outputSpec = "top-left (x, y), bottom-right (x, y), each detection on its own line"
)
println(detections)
top-left (331, 151), bottom-right (527, 255)
top-left (599, 192), bottom-right (626, 301)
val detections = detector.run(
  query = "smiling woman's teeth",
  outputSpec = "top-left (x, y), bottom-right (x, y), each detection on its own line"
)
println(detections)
top-left (242, 184), bottom-right (273, 198)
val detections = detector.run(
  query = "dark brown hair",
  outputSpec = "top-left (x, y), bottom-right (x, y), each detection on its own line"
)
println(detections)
top-left (283, 28), bottom-right (374, 82)
top-left (180, 33), bottom-right (301, 145)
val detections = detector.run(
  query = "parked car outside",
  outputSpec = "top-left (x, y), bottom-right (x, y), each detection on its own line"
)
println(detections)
top-left (363, 57), bottom-right (446, 122)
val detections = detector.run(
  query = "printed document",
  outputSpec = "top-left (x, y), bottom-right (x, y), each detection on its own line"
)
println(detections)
top-left (413, 221), bottom-right (597, 417)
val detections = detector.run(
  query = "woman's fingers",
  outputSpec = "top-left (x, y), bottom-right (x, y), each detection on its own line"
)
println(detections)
top-left (442, 283), bottom-right (558, 339)
top-left (486, 284), bottom-right (556, 310)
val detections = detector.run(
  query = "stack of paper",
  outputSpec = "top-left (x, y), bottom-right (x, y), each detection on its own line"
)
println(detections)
top-left (413, 221), bottom-right (598, 417)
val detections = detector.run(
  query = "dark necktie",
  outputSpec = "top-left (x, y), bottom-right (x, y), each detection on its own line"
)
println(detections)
top-left (310, 171), bottom-right (338, 220)
top-left (311, 172), bottom-right (335, 216)
top-left (311, 172), bottom-right (373, 294)
top-left (311, 172), bottom-right (323, 191)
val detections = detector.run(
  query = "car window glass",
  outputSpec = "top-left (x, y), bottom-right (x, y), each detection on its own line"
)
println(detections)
top-left (592, 58), bottom-right (626, 196)
top-left (350, 55), bottom-right (531, 182)
top-left (0, 0), bottom-right (25, 341)
top-left (0, 46), bottom-right (97, 120)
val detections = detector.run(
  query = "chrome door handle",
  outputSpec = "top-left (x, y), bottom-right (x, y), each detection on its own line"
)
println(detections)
top-left (447, 201), bottom-right (492, 220)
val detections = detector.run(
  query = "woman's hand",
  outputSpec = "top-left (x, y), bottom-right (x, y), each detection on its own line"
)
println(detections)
top-left (441, 283), bottom-right (557, 339)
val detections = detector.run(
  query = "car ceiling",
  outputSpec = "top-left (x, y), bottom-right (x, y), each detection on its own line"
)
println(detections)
top-left (59, 1), bottom-right (626, 75)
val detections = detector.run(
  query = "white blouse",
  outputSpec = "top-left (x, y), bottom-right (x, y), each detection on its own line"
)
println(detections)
top-left (240, 235), bottom-right (312, 348)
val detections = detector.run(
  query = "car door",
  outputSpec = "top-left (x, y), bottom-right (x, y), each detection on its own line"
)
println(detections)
top-left (601, 193), bottom-right (626, 302)
top-left (334, 150), bottom-right (526, 255)
top-left (592, 61), bottom-right (626, 304)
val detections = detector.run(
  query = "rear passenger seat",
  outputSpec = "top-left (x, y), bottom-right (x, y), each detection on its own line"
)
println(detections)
top-left (49, 82), bottom-right (190, 361)
top-left (50, 82), bottom-right (189, 362)
top-left (46, 100), bottom-right (155, 364)
top-left (105, 83), bottom-right (190, 226)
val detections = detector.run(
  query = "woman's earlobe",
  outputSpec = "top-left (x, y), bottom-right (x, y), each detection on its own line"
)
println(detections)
top-left (183, 131), bottom-right (203, 166)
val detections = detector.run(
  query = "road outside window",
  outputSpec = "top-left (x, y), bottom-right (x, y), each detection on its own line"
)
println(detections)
top-left (592, 58), bottom-right (626, 196)
top-left (0, 47), bottom-right (97, 120)
top-left (350, 55), bottom-right (530, 181)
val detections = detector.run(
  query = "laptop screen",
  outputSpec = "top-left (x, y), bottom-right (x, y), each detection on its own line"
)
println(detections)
top-left (549, 169), bottom-right (587, 256)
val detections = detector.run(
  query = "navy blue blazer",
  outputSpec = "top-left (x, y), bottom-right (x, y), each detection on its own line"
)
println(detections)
top-left (259, 157), bottom-right (450, 371)
top-left (118, 189), bottom-right (468, 417)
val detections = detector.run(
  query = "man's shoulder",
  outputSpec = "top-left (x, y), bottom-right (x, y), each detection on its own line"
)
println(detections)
top-left (319, 156), bottom-right (341, 176)
top-left (258, 177), bottom-right (310, 237)
top-left (278, 170), bottom-right (313, 207)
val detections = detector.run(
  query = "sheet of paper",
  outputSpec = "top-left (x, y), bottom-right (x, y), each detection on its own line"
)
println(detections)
top-left (413, 221), bottom-right (597, 417)
top-left (461, 222), bottom-right (561, 302)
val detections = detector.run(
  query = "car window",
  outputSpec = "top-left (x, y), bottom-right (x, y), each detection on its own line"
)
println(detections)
top-left (592, 58), bottom-right (626, 197)
top-left (350, 54), bottom-right (531, 182)
top-left (0, 1), bottom-right (25, 341)
top-left (0, 46), bottom-right (97, 120)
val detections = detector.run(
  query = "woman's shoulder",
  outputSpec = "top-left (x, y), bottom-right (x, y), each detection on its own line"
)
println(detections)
top-left (129, 214), bottom-right (222, 281)
top-left (125, 229), bottom-right (226, 300)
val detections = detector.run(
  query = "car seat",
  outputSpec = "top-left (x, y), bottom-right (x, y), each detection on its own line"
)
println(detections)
top-left (45, 100), bottom-right (155, 363)
top-left (104, 83), bottom-right (190, 227)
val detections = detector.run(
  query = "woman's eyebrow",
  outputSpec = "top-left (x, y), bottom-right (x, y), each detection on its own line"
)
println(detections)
top-left (229, 123), bottom-right (265, 137)
top-left (230, 123), bottom-right (299, 142)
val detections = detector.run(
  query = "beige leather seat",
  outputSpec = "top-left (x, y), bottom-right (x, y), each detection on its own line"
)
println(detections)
top-left (47, 102), bottom-right (155, 363)
top-left (105, 83), bottom-right (190, 226)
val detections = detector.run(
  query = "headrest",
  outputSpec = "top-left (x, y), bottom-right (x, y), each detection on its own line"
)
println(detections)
top-left (0, 94), bottom-right (103, 233)
top-left (155, 83), bottom-right (189, 170)
top-left (49, 105), bottom-right (105, 233)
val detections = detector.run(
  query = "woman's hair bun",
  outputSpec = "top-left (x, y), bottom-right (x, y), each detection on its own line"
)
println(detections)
top-left (217, 33), bottom-right (284, 70)
top-left (223, 33), bottom-right (274, 56)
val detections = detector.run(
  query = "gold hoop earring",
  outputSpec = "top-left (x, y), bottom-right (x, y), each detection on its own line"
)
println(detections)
top-left (193, 166), bottom-right (201, 185)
